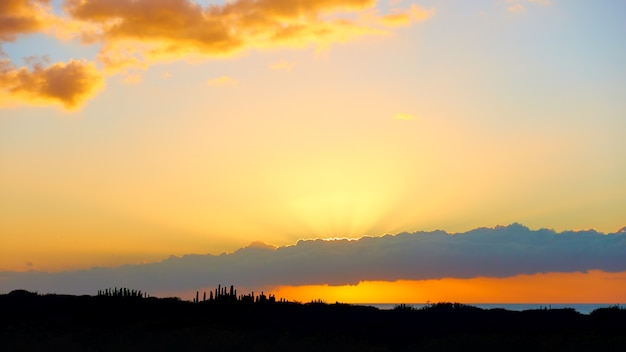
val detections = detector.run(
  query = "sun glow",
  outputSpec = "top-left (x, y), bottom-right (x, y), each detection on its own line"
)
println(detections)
top-left (268, 271), bottom-right (626, 304)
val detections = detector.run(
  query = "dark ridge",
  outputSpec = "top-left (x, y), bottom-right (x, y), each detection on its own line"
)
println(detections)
top-left (1, 288), bottom-right (625, 351)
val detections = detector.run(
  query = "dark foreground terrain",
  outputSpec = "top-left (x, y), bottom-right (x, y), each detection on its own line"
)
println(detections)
top-left (2, 289), bottom-right (625, 351)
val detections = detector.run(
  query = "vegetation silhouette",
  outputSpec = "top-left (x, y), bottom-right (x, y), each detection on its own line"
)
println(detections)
top-left (1, 287), bottom-right (625, 351)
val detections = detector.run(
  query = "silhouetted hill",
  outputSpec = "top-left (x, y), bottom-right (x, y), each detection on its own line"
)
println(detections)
top-left (1, 290), bottom-right (625, 351)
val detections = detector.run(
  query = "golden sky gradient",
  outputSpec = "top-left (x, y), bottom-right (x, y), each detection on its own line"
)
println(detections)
top-left (1, 0), bottom-right (625, 302)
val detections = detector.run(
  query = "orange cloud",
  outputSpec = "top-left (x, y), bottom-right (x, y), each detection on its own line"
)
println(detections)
top-left (0, 1), bottom-right (104, 110)
top-left (63, 0), bottom-right (434, 71)
top-left (1, 1), bottom-right (434, 109)
top-left (0, 58), bottom-right (104, 110)
top-left (0, 0), bottom-right (53, 41)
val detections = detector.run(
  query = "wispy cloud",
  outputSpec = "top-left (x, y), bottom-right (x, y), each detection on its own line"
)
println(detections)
top-left (380, 4), bottom-right (435, 27)
top-left (2, 224), bottom-right (624, 295)
top-left (507, 3), bottom-right (526, 13)
top-left (393, 113), bottom-right (415, 120)
top-left (269, 61), bottom-right (296, 71)
top-left (121, 73), bottom-right (143, 85)
top-left (206, 75), bottom-right (238, 86)
top-left (506, 0), bottom-right (550, 13)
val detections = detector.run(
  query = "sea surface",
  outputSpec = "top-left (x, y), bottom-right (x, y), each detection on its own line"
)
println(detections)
top-left (358, 303), bottom-right (623, 315)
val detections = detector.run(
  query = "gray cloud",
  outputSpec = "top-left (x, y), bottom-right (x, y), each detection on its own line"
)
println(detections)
top-left (1, 223), bottom-right (625, 295)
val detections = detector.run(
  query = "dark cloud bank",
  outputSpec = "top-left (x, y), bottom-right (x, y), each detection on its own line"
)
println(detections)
top-left (2, 224), bottom-right (626, 295)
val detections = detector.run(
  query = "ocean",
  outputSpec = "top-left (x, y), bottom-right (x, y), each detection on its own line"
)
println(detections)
top-left (357, 303), bottom-right (623, 315)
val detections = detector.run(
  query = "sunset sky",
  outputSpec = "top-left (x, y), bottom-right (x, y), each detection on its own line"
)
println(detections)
top-left (1, 0), bottom-right (625, 303)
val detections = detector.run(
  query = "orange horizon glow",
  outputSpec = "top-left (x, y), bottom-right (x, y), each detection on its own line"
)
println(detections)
top-left (264, 271), bottom-right (626, 304)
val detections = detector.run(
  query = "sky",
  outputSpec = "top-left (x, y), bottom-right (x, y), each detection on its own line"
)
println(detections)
top-left (1, 0), bottom-right (625, 303)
